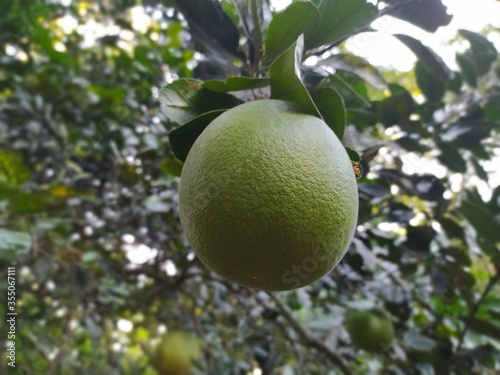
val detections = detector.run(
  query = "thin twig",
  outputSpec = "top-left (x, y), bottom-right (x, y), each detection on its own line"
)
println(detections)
top-left (267, 292), bottom-right (354, 375)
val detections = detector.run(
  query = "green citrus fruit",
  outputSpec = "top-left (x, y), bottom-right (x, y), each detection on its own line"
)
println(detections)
top-left (345, 308), bottom-right (395, 353)
top-left (179, 99), bottom-right (358, 291)
top-left (153, 331), bottom-right (200, 375)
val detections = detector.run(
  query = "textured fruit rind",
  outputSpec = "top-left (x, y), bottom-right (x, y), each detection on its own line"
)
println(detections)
top-left (179, 99), bottom-right (358, 291)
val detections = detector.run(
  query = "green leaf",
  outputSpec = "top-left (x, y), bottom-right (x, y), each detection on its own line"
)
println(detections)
top-left (394, 34), bottom-right (451, 81)
top-left (202, 77), bottom-right (270, 92)
top-left (323, 75), bottom-right (371, 108)
top-left (403, 331), bottom-right (437, 352)
top-left (438, 217), bottom-right (466, 242)
top-left (168, 110), bottom-right (226, 162)
top-left (0, 228), bottom-right (31, 254)
top-left (9, 192), bottom-right (51, 213)
top-left (441, 247), bottom-right (471, 267)
top-left (437, 264), bottom-right (476, 288)
top-left (415, 61), bottom-right (445, 102)
top-left (447, 72), bottom-right (463, 93)
top-left (160, 158), bottom-right (184, 177)
top-left (319, 53), bottom-right (386, 89)
top-left (264, 0), bottom-right (319, 65)
top-left (471, 158), bottom-right (489, 182)
top-left (459, 29), bottom-right (497, 75)
top-left (456, 53), bottom-right (477, 88)
top-left (311, 87), bottom-right (345, 138)
top-left (459, 199), bottom-right (500, 254)
top-left (385, 0), bottom-right (452, 32)
top-left (222, 1), bottom-right (239, 25)
top-left (378, 84), bottom-right (415, 127)
top-left (483, 95), bottom-right (500, 122)
top-left (269, 35), bottom-right (320, 117)
top-left (347, 108), bottom-right (377, 128)
top-left (460, 316), bottom-right (500, 340)
top-left (159, 78), bottom-right (241, 124)
top-left (305, 0), bottom-right (378, 49)
top-left (436, 141), bottom-right (467, 173)
top-left (32, 27), bottom-right (74, 66)
top-left (173, 0), bottom-right (241, 57)
top-left (0, 151), bottom-right (31, 185)
top-left (345, 147), bottom-right (361, 163)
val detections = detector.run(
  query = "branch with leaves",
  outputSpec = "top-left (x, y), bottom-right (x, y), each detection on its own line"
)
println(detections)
top-left (267, 292), bottom-right (354, 375)
top-left (455, 272), bottom-right (500, 354)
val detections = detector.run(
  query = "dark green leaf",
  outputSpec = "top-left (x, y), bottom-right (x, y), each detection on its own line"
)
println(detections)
top-left (168, 110), bottom-right (226, 162)
top-left (345, 147), bottom-right (361, 163)
top-left (9, 192), bottom-right (51, 213)
top-left (311, 87), bottom-right (345, 138)
top-left (447, 72), bottom-right (463, 93)
top-left (460, 316), bottom-right (500, 340)
top-left (483, 95), bottom-right (500, 122)
top-left (264, 1), bottom-right (319, 65)
top-left (395, 34), bottom-right (451, 81)
top-left (385, 0), bottom-right (452, 32)
top-left (411, 175), bottom-right (445, 201)
top-left (471, 158), bottom-right (489, 182)
top-left (438, 216), bottom-right (466, 241)
top-left (159, 78), bottom-right (241, 124)
top-left (441, 247), bottom-right (471, 267)
top-left (305, 0), bottom-right (378, 49)
top-left (192, 57), bottom-right (235, 81)
top-left (437, 264), bottom-right (475, 288)
top-left (347, 108), bottom-right (377, 127)
top-left (415, 61), bottom-right (445, 102)
top-left (269, 35), bottom-right (321, 117)
top-left (174, 0), bottom-right (241, 57)
top-left (404, 225), bottom-right (435, 253)
top-left (32, 28), bottom-right (74, 66)
top-left (436, 141), bottom-right (467, 173)
top-left (202, 77), bottom-right (270, 92)
top-left (459, 29), bottom-right (497, 75)
top-left (319, 53), bottom-right (387, 89)
top-left (459, 199), bottom-right (500, 254)
top-left (387, 203), bottom-right (414, 223)
top-left (323, 75), bottom-right (371, 108)
top-left (395, 135), bottom-right (427, 153)
top-left (456, 53), bottom-right (477, 87)
top-left (378, 84), bottom-right (415, 127)
top-left (358, 183), bottom-right (389, 198)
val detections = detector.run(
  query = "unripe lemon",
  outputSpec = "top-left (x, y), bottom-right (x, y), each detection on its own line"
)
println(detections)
top-left (179, 99), bottom-right (358, 291)
top-left (153, 331), bottom-right (200, 375)
top-left (345, 309), bottom-right (395, 353)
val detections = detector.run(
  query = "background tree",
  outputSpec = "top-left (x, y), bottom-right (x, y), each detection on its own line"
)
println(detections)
top-left (0, 0), bottom-right (499, 374)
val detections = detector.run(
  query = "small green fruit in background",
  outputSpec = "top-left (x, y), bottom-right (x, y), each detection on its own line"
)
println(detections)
top-left (152, 331), bottom-right (200, 375)
top-left (345, 308), bottom-right (395, 353)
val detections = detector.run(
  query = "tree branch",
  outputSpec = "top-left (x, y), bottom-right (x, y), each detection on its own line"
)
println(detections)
top-left (455, 272), bottom-right (500, 354)
top-left (267, 292), bottom-right (354, 375)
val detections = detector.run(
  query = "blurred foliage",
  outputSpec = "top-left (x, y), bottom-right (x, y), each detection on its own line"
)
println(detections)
top-left (0, 0), bottom-right (499, 374)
